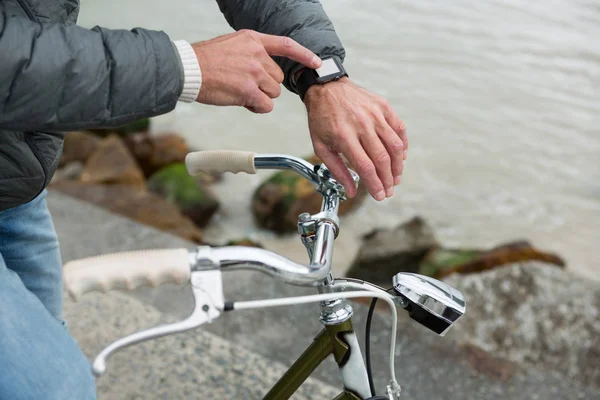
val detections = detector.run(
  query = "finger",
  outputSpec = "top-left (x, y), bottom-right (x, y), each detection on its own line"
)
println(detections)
top-left (258, 33), bottom-right (322, 69)
top-left (377, 119), bottom-right (405, 185)
top-left (245, 89), bottom-right (274, 114)
top-left (383, 105), bottom-right (408, 161)
top-left (339, 135), bottom-right (385, 201)
top-left (262, 56), bottom-right (285, 84)
top-left (314, 143), bottom-right (357, 198)
top-left (259, 72), bottom-right (282, 99)
top-left (359, 131), bottom-right (394, 198)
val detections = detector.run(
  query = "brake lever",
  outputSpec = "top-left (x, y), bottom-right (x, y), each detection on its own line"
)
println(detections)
top-left (92, 270), bottom-right (224, 376)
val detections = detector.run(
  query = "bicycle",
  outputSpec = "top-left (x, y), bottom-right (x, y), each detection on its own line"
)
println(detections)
top-left (63, 151), bottom-right (466, 400)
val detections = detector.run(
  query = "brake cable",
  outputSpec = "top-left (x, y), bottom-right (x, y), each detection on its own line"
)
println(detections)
top-left (366, 287), bottom-right (397, 397)
top-left (366, 297), bottom-right (378, 396)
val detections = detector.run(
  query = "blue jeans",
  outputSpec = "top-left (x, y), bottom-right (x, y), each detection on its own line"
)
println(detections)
top-left (0, 191), bottom-right (96, 399)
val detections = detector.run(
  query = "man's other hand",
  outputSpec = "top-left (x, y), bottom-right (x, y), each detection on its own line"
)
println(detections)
top-left (304, 78), bottom-right (408, 201)
top-left (192, 30), bottom-right (321, 113)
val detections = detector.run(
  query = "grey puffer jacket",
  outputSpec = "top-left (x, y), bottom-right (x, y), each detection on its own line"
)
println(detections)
top-left (0, 0), bottom-right (344, 211)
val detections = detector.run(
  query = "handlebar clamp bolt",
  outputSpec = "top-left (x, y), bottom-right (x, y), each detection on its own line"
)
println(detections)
top-left (298, 212), bottom-right (311, 222)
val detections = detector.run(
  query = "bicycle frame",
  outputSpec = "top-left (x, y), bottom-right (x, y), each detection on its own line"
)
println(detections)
top-left (264, 320), bottom-right (369, 400)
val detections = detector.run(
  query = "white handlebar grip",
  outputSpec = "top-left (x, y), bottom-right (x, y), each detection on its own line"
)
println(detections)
top-left (185, 150), bottom-right (257, 175)
top-left (63, 249), bottom-right (191, 301)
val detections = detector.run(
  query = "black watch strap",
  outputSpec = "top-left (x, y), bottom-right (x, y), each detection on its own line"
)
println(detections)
top-left (296, 56), bottom-right (348, 101)
top-left (296, 68), bottom-right (319, 102)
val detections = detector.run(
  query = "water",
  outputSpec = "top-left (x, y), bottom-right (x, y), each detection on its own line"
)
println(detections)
top-left (79, 0), bottom-right (600, 280)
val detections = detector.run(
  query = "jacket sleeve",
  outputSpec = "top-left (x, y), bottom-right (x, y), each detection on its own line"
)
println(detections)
top-left (215, 0), bottom-right (345, 94)
top-left (0, 6), bottom-right (184, 132)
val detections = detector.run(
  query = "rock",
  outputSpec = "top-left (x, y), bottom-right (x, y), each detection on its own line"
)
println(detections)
top-left (444, 262), bottom-right (600, 389)
top-left (421, 240), bottom-right (565, 279)
top-left (459, 342), bottom-right (519, 382)
top-left (147, 134), bottom-right (189, 175)
top-left (122, 131), bottom-right (153, 172)
top-left (89, 118), bottom-right (150, 137)
top-left (346, 216), bottom-right (439, 286)
top-left (52, 182), bottom-right (204, 243)
top-left (251, 154), bottom-right (367, 233)
top-left (80, 135), bottom-right (145, 187)
top-left (49, 161), bottom-right (84, 184)
top-left (124, 132), bottom-right (199, 178)
top-left (147, 163), bottom-right (219, 228)
top-left (60, 131), bottom-right (101, 167)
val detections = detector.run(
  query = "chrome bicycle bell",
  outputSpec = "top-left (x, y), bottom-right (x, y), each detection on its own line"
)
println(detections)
top-left (392, 273), bottom-right (466, 336)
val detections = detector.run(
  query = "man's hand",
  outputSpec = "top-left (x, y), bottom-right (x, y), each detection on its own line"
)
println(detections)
top-left (192, 30), bottom-right (321, 113)
top-left (304, 77), bottom-right (408, 201)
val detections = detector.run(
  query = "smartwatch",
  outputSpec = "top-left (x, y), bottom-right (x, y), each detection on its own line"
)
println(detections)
top-left (296, 56), bottom-right (348, 101)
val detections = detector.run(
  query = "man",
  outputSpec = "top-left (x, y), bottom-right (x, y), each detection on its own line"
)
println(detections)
top-left (0, 0), bottom-right (407, 398)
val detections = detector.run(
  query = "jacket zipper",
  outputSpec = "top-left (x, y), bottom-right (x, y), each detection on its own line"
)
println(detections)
top-left (24, 134), bottom-right (49, 201)
top-left (16, 0), bottom-right (36, 21)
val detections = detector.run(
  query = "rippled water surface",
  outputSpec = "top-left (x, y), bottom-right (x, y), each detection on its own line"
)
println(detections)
top-left (79, 0), bottom-right (600, 280)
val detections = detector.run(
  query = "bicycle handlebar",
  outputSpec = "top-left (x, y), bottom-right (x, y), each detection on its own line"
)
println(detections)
top-left (63, 227), bottom-right (336, 300)
top-left (64, 152), bottom-right (344, 300)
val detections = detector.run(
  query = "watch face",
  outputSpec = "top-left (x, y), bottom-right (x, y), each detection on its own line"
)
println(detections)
top-left (315, 58), bottom-right (342, 80)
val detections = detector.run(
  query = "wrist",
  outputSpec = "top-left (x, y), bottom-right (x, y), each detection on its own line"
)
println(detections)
top-left (303, 76), bottom-right (351, 107)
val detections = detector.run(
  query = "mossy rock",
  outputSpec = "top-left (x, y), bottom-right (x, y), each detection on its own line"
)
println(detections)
top-left (419, 248), bottom-right (482, 278)
top-left (423, 240), bottom-right (565, 279)
top-left (147, 163), bottom-right (219, 228)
